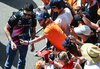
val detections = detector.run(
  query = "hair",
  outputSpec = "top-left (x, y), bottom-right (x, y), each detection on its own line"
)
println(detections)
top-left (64, 43), bottom-right (82, 57)
top-left (56, 2), bottom-right (62, 9)
top-left (45, 18), bottom-right (52, 24)
top-left (42, 18), bottom-right (53, 28)
top-left (57, 51), bottom-right (68, 63)
top-left (23, 3), bottom-right (34, 11)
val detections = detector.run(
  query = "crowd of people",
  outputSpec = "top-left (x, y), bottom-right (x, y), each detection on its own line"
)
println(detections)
top-left (4, 0), bottom-right (100, 69)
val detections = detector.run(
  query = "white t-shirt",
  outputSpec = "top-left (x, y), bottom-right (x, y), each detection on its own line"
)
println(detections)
top-left (54, 8), bottom-right (73, 35)
top-left (47, 64), bottom-right (55, 69)
top-left (84, 61), bottom-right (100, 69)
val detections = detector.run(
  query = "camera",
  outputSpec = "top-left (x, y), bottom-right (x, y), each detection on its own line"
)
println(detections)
top-left (17, 33), bottom-right (26, 40)
top-left (44, 53), bottom-right (49, 63)
top-left (66, 51), bottom-right (72, 60)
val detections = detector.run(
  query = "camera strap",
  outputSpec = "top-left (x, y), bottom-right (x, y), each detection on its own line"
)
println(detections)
top-left (59, 8), bottom-right (64, 15)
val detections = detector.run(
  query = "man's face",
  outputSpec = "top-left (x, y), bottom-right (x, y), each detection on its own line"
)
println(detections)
top-left (23, 10), bottom-right (32, 19)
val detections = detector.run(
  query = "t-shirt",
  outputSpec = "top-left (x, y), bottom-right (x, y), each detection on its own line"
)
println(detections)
top-left (82, 1), bottom-right (98, 22)
top-left (41, 21), bottom-right (66, 51)
top-left (8, 11), bottom-right (37, 46)
top-left (84, 61), bottom-right (100, 69)
top-left (62, 59), bottom-right (74, 69)
top-left (54, 8), bottom-right (73, 35)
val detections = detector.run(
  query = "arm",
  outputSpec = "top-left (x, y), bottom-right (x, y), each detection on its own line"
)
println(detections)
top-left (64, 1), bottom-right (76, 16)
top-left (79, 10), bottom-right (99, 30)
top-left (49, 50), bottom-right (60, 55)
top-left (69, 35), bottom-right (84, 46)
top-left (82, 15), bottom-right (99, 30)
top-left (4, 24), bottom-right (12, 41)
top-left (48, 58), bottom-right (64, 68)
top-left (30, 36), bottom-right (45, 44)
top-left (20, 36), bottom-right (45, 45)
top-left (4, 24), bottom-right (17, 50)
top-left (70, 26), bottom-right (78, 39)
top-left (77, 0), bottom-right (81, 7)
top-left (75, 39), bottom-right (84, 46)
top-left (30, 27), bottom-right (36, 52)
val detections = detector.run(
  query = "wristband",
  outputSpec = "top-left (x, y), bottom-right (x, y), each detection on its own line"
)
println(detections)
top-left (29, 41), bottom-right (32, 45)
top-left (9, 39), bottom-right (12, 43)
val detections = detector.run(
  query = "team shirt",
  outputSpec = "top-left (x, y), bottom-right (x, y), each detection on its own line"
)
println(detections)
top-left (8, 11), bottom-right (37, 46)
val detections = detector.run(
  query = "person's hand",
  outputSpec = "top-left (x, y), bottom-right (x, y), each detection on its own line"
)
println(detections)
top-left (64, 0), bottom-right (72, 8)
top-left (97, 27), bottom-right (100, 31)
top-left (73, 62), bottom-right (82, 69)
top-left (70, 26), bottom-right (76, 36)
top-left (10, 41), bottom-right (17, 50)
top-left (20, 39), bottom-right (28, 45)
top-left (30, 44), bottom-right (35, 52)
top-left (47, 58), bottom-right (54, 64)
top-left (69, 35), bottom-right (77, 43)
top-left (75, 6), bottom-right (81, 11)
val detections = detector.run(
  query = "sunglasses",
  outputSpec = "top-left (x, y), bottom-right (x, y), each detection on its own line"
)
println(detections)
top-left (23, 13), bottom-right (32, 16)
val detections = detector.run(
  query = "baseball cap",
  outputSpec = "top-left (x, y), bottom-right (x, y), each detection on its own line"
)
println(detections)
top-left (74, 25), bottom-right (91, 36)
top-left (62, 36), bottom-right (71, 47)
top-left (45, 0), bottom-right (61, 9)
top-left (35, 10), bottom-right (49, 20)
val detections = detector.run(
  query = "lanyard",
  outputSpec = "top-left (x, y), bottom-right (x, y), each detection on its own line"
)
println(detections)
top-left (59, 8), bottom-right (64, 15)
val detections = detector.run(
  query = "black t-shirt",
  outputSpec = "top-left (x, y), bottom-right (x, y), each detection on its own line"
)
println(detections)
top-left (8, 11), bottom-right (37, 46)
top-left (82, 1), bottom-right (99, 23)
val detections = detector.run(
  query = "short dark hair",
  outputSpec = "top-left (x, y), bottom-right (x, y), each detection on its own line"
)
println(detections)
top-left (56, 3), bottom-right (62, 9)
top-left (23, 3), bottom-right (34, 11)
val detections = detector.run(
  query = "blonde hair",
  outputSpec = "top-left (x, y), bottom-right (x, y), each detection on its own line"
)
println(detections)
top-left (58, 51), bottom-right (68, 63)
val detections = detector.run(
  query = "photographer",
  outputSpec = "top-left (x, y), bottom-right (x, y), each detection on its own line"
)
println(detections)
top-left (4, 3), bottom-right (37, 69)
